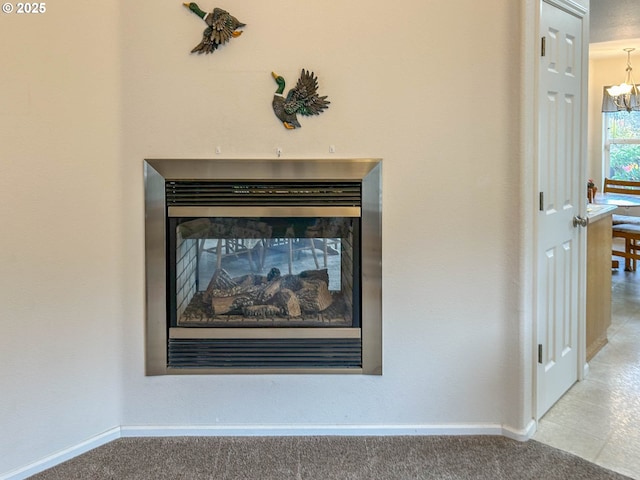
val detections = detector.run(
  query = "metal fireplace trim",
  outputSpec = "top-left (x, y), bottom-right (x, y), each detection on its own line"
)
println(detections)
top-left (168, 206), bottom-right (361, 218)
top-left (144, 158), bottom-right (382, 375)
top-left (169, 327), bottom-right (362, 339)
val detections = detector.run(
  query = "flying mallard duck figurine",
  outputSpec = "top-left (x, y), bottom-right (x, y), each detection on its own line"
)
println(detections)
top-left (183, 3), bottom-right (245, 54)
top-left (271, 69), bottom-right (330, 129)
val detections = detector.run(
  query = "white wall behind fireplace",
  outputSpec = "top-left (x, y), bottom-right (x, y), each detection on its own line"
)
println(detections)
top-left (119, 0), bottom-right (526, 431)
top-left (0, 1), bottom-right (123, 476)
top-left (1, 0), bottom-right (536, 476)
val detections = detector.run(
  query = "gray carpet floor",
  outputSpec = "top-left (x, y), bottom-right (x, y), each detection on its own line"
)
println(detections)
top-left (28, 436), bottom-right (631, 479)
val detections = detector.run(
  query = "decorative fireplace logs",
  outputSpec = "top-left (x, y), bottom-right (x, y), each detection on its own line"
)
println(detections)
top-left (208, 267), bottom-right (333, 315)
top-left (181, 267), bottom-right (350, 325)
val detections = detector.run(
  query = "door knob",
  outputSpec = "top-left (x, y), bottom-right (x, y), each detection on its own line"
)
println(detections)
top-left (573, 215), bottom-right (589, 227)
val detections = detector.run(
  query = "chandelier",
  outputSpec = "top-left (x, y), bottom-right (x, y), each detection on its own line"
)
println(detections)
top-left (607, 48), bottom-right (640, 112)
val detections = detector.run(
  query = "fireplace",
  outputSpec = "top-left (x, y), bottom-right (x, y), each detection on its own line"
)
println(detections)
top-left (144, 158), bottom-right (381, 374)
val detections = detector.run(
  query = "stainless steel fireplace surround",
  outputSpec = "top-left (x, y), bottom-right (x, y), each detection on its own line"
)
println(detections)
top-left (144, 158), bottom-right (381, 375)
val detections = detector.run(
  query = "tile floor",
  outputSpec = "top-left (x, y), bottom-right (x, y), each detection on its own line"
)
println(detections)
top-left (534, 261), bottom-right (640, 479)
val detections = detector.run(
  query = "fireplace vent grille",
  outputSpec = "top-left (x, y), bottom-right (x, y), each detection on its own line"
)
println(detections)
top-left (168, 338), bottom-right (362, 369)
top-left (166, 182), bottom-right (362, 207)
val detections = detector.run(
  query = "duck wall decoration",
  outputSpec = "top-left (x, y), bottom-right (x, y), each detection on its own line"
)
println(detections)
top-left (183, 3), bottom-right (245, 54)
top-left (271, 69), bottom-right (330, 129)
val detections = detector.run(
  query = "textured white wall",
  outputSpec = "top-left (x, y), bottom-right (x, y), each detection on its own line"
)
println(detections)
top-left (0, 0), bottom-right (532, 475)
top-left (591, 0), bottom-right (640, 44)
top-left (0, 1), bottom-right (123, 475)
top-left (120, 0), bottom-right (525, 431)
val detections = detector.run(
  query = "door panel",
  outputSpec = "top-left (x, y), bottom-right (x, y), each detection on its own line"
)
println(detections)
top-left (537, 1), bottom-right (584, 418)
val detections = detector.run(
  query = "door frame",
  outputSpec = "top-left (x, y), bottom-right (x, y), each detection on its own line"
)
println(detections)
top-left (522, 0), bottom-right (590, 424)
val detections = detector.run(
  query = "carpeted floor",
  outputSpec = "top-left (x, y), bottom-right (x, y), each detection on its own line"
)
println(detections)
top-left (28, 436), bottom-right (632, 479)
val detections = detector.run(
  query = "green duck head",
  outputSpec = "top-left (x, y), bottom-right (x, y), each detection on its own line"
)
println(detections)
top-left (272, 72), bottom-right (286, 95)
top-left (183, 2), bottom-right (206, 19)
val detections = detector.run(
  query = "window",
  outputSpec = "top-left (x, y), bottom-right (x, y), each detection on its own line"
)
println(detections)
top-left (604, 111), bottom-right (640, 181)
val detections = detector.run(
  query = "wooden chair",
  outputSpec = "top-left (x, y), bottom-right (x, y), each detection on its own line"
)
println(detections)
top-left (603, 177), bottom-right (640, 195)
top-left (603, 178), bottom-right (640, 270)
top-left (612, 223), bottom-right (640, 271)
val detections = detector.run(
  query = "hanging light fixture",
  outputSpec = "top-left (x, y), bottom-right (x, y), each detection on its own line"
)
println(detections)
top-left (607, 48), bottom-right (640, 112)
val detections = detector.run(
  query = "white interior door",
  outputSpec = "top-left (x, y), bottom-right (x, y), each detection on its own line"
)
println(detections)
top-left (536, 0), bottom-right (586, 418)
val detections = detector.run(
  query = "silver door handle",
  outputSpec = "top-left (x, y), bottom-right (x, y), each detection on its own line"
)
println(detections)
top-left (573, 215), bottom-right (589, 227)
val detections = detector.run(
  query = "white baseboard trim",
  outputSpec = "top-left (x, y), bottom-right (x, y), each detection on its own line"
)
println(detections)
top-left (502, 419), bottom-right (537, 441)
top-left (120, 423), bottom-right (521, 438)
top-left (2, 422), bottom-right (538, 479)
top-left (0, 427), bottom-right (121, 480)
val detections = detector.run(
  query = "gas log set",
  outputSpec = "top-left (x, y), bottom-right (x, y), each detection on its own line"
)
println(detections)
top-left (181, 267), bottom-right (350, 327)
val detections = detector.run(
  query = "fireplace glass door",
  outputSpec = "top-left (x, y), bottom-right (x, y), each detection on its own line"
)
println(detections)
top-left (169, 213), bottom-right (360, 330)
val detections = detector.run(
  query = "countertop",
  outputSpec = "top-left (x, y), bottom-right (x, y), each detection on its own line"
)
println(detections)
top-left (586, 203), bottom-right (617, 222)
